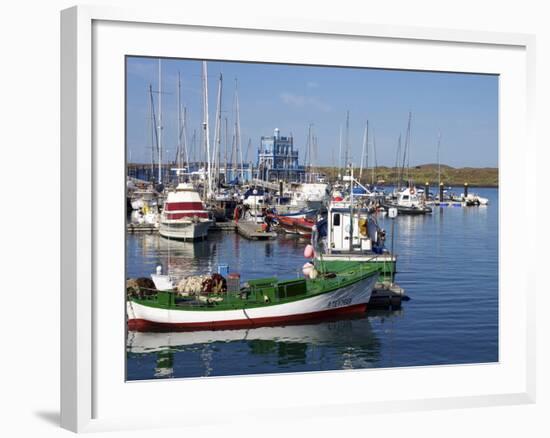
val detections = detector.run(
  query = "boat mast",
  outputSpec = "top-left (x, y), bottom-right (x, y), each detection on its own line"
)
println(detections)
top-left (245, 138), bottom-right (252, 164)
top-left (401, 111), bottom-right (412, 187)
top-left (224, 117), bottom-right (229, 183)
top-left (407, 112), bottom-right (412, 186)
top-left (177, 72), bottom-right (183, 179)
top-left (231, 131), bottom-right (236, 181)
top-left (395, 134), bottom-right (402, 191)
top-left (148, 84), bottom-right (159, 181)
top-left (344, 111), bottom-right (350, 169)
top-left (234, 78), bottom-right (244, 182)
top-left (365, 121), bottom-right (369, 186)
top-left (372, 127), bottom-right (377, 186)
top-left (306, 124), bottom-right (313, 182)
top-left (183, 107), bottom-right (189, 171)
top-left (157, 59), bottom-right (163, 186)
top-left (313, 132), bottom-right (318, 182)
top-left (214, 73), bottom-right (223, 192)
top-left (191, 129), bottom-right (197, 165)
top-left (437, 132), bottom-right (442, 188)
top-left (338, 125), bottom-right (342, 180)
top-left (359, 121), bottom-right (368, 182)
top-left (202, 61), bottom-right (212, 197)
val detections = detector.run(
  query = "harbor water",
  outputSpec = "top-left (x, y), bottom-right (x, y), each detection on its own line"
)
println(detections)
top-left (126, 188), bottom-right (498, 380)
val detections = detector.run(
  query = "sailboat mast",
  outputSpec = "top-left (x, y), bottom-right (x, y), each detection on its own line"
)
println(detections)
top-left (183, 107), bottom-right (189, 171)
top-left (372, 127), bottom-right (377, 186)
top-left (306, 124), bottom-right (313, 182)
top-left (234, 79), bottom-right (244, 182)
top-left (344, 111), bottom-right (350, 168)
top-left (437, 132), bottom-right (442, 188)
top-left (213, 73), bottom-right (223, 191)
top-left (148, 84), bottom-right (156, 179)
top-left (365, 121), bottom-right (369, 186)
top-left (401, 112), bottom-right (412, 186)
top-left (338, 125), bottom-right (342, 179)
top-left (245, 138), bottom-right (252, 164)
top-left (313, 133), bottom-right (318, 181)
top-left (224, 117), bottom-right (228, 183)
top-left (395, 134), bottom-right (402, 190)
top-left (202, 61), bottom-right (212, 197)
top-left (157, 59), bottom-right (163, 186)
top-left (359, 122), bottom-right (367, 181)
top-left (177, 72), bottom-right (182, 176)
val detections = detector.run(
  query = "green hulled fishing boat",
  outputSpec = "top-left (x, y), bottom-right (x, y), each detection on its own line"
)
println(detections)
top-left (127, 261), bottom-right (379, 331)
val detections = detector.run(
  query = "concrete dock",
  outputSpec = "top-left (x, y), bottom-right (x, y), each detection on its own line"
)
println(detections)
top-left (236, 221), bottom-right (277, 240)
top-left (210, 221), bottom-right (237, 232)
top-left (127, 223), bottom-right (158, 233)
top-left (427, 200), bottom-right (464, 207)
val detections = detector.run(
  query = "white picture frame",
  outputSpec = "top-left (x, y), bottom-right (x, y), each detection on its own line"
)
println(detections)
top-left (60, 5), bottom-right (536, 433)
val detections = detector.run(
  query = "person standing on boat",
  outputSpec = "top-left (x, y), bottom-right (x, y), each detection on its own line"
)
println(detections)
top-left (233, 202), bottom-right (242, 223)
top-left (263, 210), bottom-right (273, 232)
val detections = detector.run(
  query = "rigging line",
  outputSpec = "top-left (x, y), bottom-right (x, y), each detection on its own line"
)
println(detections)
top-left (242, 308), bottom-right (254, 323)
top-left (372, 127), bottom-right (377, 186)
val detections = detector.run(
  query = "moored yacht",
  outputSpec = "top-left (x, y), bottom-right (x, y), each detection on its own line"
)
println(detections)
top-left (159, 183), bottom-right (213, 240)
top-left (382, 186), bottom-right (432, 215)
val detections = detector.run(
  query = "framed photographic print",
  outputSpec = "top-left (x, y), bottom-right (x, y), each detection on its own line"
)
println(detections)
top-left (61, 5), bottom-right (536, 433)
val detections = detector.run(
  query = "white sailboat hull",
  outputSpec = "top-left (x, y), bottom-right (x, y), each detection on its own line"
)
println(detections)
top-left (159, 220), bottom-right (212, 240)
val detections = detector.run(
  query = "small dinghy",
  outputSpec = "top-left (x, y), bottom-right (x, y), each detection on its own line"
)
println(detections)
top-left (274, 215), bottom-right (315, 238)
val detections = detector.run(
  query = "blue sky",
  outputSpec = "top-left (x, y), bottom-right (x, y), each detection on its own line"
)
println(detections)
top-left (126, 57), bottom-right (498, 168)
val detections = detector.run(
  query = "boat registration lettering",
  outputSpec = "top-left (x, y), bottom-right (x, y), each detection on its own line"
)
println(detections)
top-left (327, 297), bottom-right (352, 308)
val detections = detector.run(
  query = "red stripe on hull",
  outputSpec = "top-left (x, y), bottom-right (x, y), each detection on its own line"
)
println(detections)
top-left (127, 303), bottom-right (367, 332)
top-left (165, 212), bottom-right (209, 219)
top-left (165, 202), bottom-right (204, 211)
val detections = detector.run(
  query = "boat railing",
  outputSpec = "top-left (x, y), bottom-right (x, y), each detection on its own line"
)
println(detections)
top-left (129, 286), bottom-right (273, 308)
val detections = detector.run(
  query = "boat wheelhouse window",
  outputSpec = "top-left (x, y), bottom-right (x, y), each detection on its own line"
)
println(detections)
top-left (333, 213), bottom-right (341, 226)
top-left (402, 195), bottom-right (409, 200)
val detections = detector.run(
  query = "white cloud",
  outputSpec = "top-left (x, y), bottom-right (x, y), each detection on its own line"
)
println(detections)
top-left (279, 92), bottom-right (331, 112)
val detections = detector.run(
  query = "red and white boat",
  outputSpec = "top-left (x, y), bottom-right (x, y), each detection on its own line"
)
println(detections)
top-left (159, 183), bottom-right (213, 240)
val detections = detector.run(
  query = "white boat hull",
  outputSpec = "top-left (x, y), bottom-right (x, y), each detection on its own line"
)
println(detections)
top-left (158, 220), bottom-right (212, 241)
top-left (127, 274), bottom-right (377, 330)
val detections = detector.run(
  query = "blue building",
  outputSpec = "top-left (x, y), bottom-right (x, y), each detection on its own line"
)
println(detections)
top-left (257, 128), bottom-right (305, 182)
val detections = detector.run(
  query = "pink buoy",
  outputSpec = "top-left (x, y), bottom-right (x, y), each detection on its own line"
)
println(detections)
top-left (304, 244), bottom-right (314, 258)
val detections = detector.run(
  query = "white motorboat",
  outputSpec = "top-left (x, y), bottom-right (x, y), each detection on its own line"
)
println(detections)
top-left (381, 187), bottom-right (432, 215)
top-left (464, 193), bottom-right (489, 206)
top-left (291, 183), bottom-right (329, 209)
top-left (159, 183), bottom-right (213, 240)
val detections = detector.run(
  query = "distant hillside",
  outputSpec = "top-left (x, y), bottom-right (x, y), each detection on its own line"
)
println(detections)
top-left (317, 164), bottom-right (499, 187)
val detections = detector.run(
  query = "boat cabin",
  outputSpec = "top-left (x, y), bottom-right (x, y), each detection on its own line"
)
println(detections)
top-left (397, 187), bottom-right (422, 208)
top-left (326, 207), bottom-right (378, 253)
